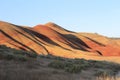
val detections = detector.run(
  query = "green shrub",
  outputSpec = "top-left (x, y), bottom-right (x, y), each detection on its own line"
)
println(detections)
top-left (48, 60), bottom-right (65, 69)
top-left (48, 59), bottom-right (88, 73)
top-left (48, 57), bottom-right (120, 74)
top-left (15, 54), bottom-right (28, 61)
top-left (5, 54), bottom-right (14, 60)
top-left (65, 64), bottom-right (82, 73)
top-left (39, 54), bottom-right (65, 61)
top-left (13, 49), bottom-right (37, 58)
top-left (74, 58), bottom-right (86, 64)
top-left (0, 45), bottom-right (37, 61)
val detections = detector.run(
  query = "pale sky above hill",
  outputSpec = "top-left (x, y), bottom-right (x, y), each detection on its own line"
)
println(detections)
top-left (0, 0), bottom-right (120, 37)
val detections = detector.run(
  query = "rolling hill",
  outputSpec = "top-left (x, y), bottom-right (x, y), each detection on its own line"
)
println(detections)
top-left (0, 21), bottom-right (120, 63)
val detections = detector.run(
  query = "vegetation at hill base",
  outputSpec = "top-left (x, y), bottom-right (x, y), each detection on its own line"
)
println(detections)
top-left (0, 45), bottom-right (37, 61)
top-left (0, 45), bottom-right (120, 80)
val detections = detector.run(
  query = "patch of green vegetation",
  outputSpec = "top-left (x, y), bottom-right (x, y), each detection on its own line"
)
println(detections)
top-left (65, 64), bottom-right (82, 73)
top-left (48, 58), bottom-right (91, 73)
top-left (1, 45), bottom-right (119, 75)
top-left (48, 55), bottom-right (120, 74)
top-left (48, 60), bottom-right (65, 69)
top-left (0, 45), bottom-right (37, 61)
top-left (39, 54), bottom-right (66, 61)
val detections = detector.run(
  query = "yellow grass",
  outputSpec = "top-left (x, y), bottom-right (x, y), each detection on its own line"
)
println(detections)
top-left (96, 76), bottom-right (120, 80)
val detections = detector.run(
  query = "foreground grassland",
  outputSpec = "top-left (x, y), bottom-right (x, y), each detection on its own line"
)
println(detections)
top-left (0, 45), bottom-right (120, 80)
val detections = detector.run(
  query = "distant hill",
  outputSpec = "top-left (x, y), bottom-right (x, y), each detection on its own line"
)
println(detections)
top-left (0, 21), bottom-right (120, 63)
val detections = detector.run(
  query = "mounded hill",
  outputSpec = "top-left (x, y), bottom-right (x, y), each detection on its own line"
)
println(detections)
top-left (0, 21), bottom-right (120, 63)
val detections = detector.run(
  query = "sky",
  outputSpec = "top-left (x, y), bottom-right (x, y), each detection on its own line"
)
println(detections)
top-left (0, 0), bottom-right (120, 37)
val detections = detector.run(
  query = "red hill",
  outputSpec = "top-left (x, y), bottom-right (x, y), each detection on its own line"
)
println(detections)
top-left (0, 21), bottom-right (120, 63)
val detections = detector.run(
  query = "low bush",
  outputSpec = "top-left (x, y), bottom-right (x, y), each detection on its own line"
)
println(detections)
top-left (48, 60), bottom-right (65, 69)
top-left (48, 56), bottom-right (120, 74)
top-left (65, 64), bottom-right (82, 73)
top-left (48, 59), bottom-right (91, 73)
top-left (0, 45), bottom-right (37, 61)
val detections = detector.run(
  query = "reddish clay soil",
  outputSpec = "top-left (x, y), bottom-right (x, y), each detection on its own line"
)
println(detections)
top-left (0, 21), bottom-right (120, 63)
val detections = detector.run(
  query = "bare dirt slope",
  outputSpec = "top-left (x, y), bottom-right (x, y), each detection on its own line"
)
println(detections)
top-left (0, 21), bottom-right (120, 63)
